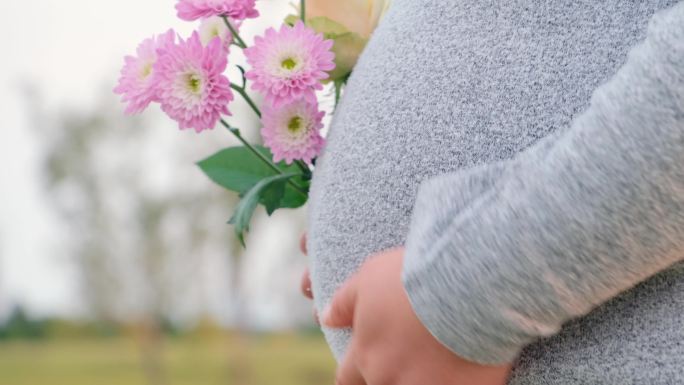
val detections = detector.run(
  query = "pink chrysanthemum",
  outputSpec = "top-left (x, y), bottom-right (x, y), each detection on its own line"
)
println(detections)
top-left (153, 32), bottom-right (234, 132)
top-left (245, 21), bottom-right (335, 108)
top-left (261, 98), bottom-right (325, 164)
top-left (176, 0), bottom-right (258, 22)
top-left (114, 30), bottom-right (175, 115)
top-left (198, 16), bottom-right (238, 52)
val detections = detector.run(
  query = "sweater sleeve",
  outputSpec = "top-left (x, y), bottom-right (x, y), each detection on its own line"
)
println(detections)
top-left (402, 2), bottom-right (684, 365)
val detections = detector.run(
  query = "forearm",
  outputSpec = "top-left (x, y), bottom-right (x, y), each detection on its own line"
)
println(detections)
top-left (403, 2), bottom-right (684, 365)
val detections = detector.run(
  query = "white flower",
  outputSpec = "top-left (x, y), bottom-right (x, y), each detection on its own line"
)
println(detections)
top-left (198, 16), bottom-right (236, 51)
top-left (306, 0), bottom-right (391, 39)
top-left (289, 0), bottom-right (391, 81)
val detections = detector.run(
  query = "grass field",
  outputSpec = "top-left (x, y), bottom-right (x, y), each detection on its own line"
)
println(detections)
top-left (0, 333), bottom-right (336, 385)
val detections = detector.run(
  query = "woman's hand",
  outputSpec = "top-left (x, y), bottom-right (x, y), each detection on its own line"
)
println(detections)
top-left (322, 247), bottom-right (513, 385)
top-left (299, 233), bottom-right (319, 324)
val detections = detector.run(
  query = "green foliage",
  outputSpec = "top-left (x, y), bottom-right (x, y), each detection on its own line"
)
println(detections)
top-left (199, 146), bottom-right (275, 194)
top-left (0, 308), bottom-right (125, 341)
top-left (228, 173), bottom-right (300, 246)
top-left (0, 307), bottom-right (46, 340)
top-left (259, 176), bottom-right (288, 216)
top-left (198, 146), bottom-right (308, 207)
top-left (284, 14), bottom-right (299, 27)
top-left (198, 146), bottom-right (309, 245)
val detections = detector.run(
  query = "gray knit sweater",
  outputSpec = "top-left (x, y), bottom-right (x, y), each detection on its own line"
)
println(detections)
top-left (307, 1), bottom-right (684, 383)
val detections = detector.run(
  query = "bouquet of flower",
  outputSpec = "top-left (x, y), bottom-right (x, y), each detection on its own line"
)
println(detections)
top-left (115, 0), bottom-right (389, 245)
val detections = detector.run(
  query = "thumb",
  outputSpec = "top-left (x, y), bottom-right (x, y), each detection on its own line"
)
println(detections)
top-left (321, 275), bottom-right (359, 328)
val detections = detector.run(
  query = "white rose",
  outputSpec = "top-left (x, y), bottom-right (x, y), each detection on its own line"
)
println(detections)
top-left (288, 0), bottom-right (391, 81)
top-left (305, 0), bottom-right (391, 38)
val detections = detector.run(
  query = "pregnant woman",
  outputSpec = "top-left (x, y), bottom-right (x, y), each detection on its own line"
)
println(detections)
top-left (305, 1), bottom-right (684, 384)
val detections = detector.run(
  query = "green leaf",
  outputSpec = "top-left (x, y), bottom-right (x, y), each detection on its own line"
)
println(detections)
top-left (197, 146), bottom-right (309, 209)
top-left (198, 146), bottom-right (272, 194)
top-left (328, 31), bottom-right (367, 81)
top-left (277, 171), bottom-right (308, 209)
top-left (284, 14), bottom-right (299, 27)
top-left (306, 17), bottom-right (350, 37)
top-left (261, 178), bottom-right (287, 216)
top-left (229, 173), bottom-right (300, 246)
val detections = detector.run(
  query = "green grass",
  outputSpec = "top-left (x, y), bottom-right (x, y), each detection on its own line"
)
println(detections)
top-left (0, 333), bottom-right (336, 385)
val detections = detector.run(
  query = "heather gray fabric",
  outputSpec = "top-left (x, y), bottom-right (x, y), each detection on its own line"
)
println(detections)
top-left (402, 1), bottom-right (684, 367)
top-left (307, 0), bottom-right (684, 383)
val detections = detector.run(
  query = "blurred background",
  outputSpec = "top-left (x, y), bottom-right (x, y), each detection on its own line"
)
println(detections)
top-left (0, 1), bottom-right (335, 384)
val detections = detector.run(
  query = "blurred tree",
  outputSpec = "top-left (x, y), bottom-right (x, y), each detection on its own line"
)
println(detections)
top-left (24, 78), bottom-right (314, 384)
top-left (28, 86), bottom-right (243, 385)
top-left (0, 306), bottom-right (46, 340)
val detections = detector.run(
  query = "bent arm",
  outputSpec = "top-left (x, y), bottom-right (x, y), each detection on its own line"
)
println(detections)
top-left (402, 3), bottom-right (684, 365)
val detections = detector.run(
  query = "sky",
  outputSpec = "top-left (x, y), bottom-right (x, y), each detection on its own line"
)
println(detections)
top-left (0, 0), bottom-right (307, 326)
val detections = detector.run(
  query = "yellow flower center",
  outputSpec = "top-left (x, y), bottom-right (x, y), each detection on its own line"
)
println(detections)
top-left (187, 74), bottom-right (202, 94)
top-left (281, 57), bottom-right (297, 70)
top-left (287, 116), bottom-right (303, 133)
top-left (141, 62), bottom-right (153, 79)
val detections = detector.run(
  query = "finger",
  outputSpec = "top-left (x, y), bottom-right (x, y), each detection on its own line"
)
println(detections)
top-left (300, 268), bottom-right (313, 300)
top-left (322, 275), bottom-right (359, 328)
top-left (335, 354), bottom-right (366, 385)
top-left (312, 306), bottom-right (320, 325)
top-left (299, 233), bottom-right (307, 255)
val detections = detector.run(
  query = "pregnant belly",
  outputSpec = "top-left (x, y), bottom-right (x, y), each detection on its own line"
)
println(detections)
top-left (510, 263), bottom-right (684, 384)
top-left (306, 134), bottom-right (421, 359)
top-left (304, 0), bottom-right (679, 370)
top-left (309, 146), bottom-right (684, 380)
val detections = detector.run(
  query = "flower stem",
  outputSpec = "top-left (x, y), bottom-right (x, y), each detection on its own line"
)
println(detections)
top-left (230, 83), bottom-right (261, 118)
top-left (334, 80), bottom-right (343, 109)
top-left (222, 16), bottom-right (247, 49)
top-left (220, 119), bottom-right (308, 195)
top-left (300, 0), bottom-right (306, 21)
top-left (295, 160), bottom-right (312, 176)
